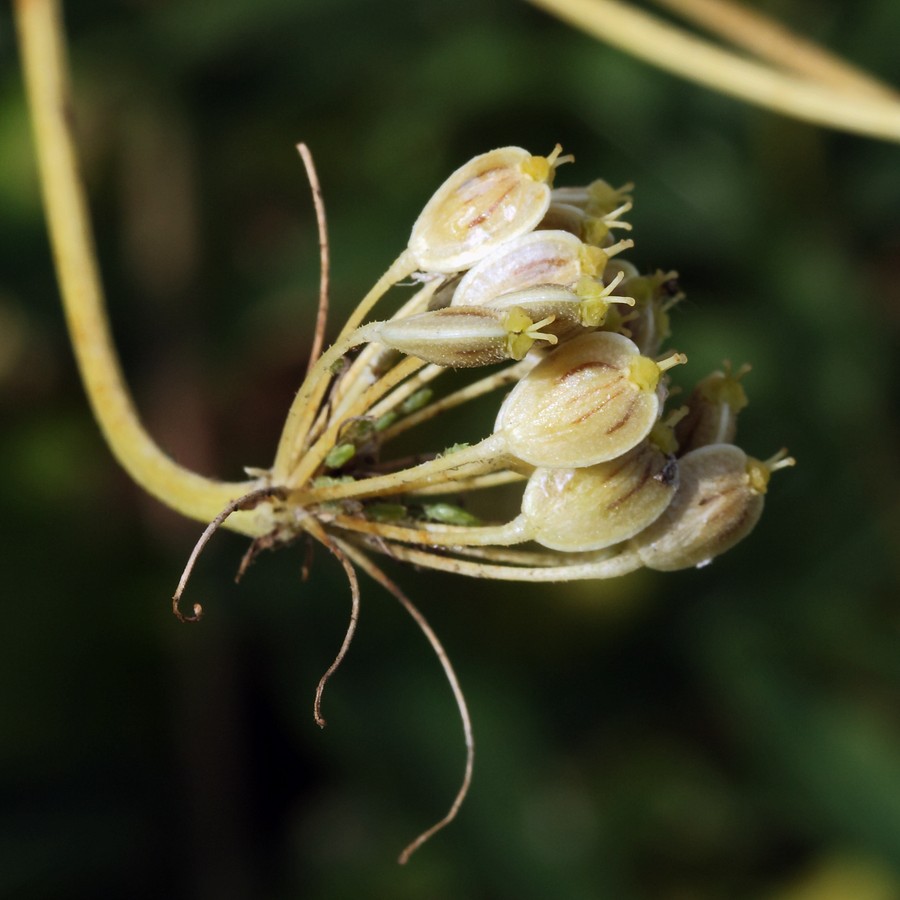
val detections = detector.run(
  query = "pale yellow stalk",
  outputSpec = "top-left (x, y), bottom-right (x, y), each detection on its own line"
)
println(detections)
top-left (271, 252), bottom-right (415, 478)
top-left (328, 513), bottom-right (530, 548)
top-left (296, 436), bottom-right (509, 505)
top-left (286, 354), bottom-right (426, 488)
top-left (407, 470), bottom-right (526, 496)
top-left (13, 0), bottom-right (265, 535)
top-left (651, 0), bottom-right (899, 101)
top-left (328, 279), bottom-right (443, 420)
top-left (526, 0), bottom-right (900, 144)
top-left (362, 539), bottom-right (645, 581)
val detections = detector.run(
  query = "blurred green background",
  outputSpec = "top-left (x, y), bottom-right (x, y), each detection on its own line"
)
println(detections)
top-left (2, 1), bottom-right (900, 898)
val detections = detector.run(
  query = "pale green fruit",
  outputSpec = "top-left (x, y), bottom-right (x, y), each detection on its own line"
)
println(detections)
top-left (521, 440), bottom-right (678, 552)
top-left (368, 305), bottom-right (557, 367)
top-left (479, 280), bottom-right (633, 341)
top-left (495, 331), bottom-right (685, 467)
top-left (674, 364), bottom-right (750, 453)
top-left (450, 229), bottom-right (617, 307)
top-left (408, 146), bottom-right (563, 274)
top-left (630, 443), bottom-right (792, 571)
top-left (603, 258), bottom-right (640, 282)
top-left (548, 179), bottom-right (633, 246)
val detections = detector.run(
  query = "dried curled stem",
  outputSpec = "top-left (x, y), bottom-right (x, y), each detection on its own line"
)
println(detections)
top-left (339, 542), bottom-right (474, 865)
top-left (298, 142), bottom-right (332, 375)
top-left (302, 519), bottom-right (362, 728)
top-left (172, 487), bottom-right (286, 622)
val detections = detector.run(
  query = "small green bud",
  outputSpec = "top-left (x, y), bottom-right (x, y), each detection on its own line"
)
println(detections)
top-left (374, 410), bottom-right (398, 432)
top-left (400, 388), bottom-right (433, 415)
top-left (311, 475), bottom-right (355, 488)
top-left (366, 502), bottom-right (409, 523)
top-left (340, 417), bottom-right (377, 445)
top-left (324, 443), bottom-right (356, 470)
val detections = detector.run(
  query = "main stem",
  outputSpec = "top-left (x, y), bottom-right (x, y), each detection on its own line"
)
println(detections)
top-left (14, 0), bottom-right (266, 537)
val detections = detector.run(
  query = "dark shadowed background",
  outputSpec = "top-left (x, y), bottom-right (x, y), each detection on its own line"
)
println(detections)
top-left (2, 1), bottom-right (900, 898)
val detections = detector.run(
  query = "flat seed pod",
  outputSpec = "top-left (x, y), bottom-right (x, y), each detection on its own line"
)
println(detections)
top-left (369, 305), bottom-right (557, 367)
top-left (481, 279), bottom-right (633, 340)
top-left (450, 230), bottom-right (608, 307)
top-left (495, 331), bottom-right (684, 467)
top-left (408, 147), bottom-right (562, 274)
top-left (521, 441), bottom-right (678, 551)
top-left (630, 443), bottom-right (780, 571)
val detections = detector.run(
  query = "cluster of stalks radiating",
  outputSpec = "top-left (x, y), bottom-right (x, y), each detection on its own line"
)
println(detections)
top-left (256, 145), bottom-right (793, 585)
top-left (178, 144), bottom-right (794, 863)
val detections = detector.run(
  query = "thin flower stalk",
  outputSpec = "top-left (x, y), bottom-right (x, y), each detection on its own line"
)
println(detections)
top-left (337, 542), bottom-right (474, 867)
top-left (377, 358), bottom-right (536, 442)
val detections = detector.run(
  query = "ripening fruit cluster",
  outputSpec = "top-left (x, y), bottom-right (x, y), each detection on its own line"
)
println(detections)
top-left (289, 146), bottom-right (793, 581)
